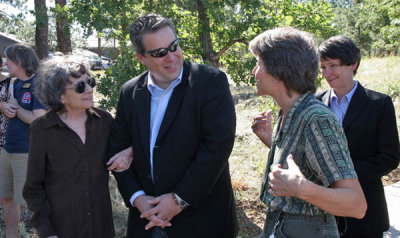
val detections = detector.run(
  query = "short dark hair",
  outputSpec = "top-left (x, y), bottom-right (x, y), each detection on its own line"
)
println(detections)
top-left (35, 55), bottom-right (91, 112)
top-left (130, 13), bottom-right (177, 54)
top-left (318, 36), bottom-right (361, 75)
top-left (5, 43), bottom-right (39, 77)
top-left (249, 27), bottom-right (318, 95)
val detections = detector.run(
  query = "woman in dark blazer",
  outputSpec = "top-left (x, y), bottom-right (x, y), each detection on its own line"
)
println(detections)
top-left (318, 36), bottom-right (400, 238)
top-left (23, 55), bottom-right (132, 238)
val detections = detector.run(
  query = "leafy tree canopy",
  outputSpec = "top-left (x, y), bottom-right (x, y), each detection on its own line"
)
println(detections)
top-left (66, 0), bottom-right (339, 110)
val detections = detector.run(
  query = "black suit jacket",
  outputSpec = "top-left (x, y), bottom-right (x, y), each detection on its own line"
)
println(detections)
top-left (317, 83), bottom-right (400, 236)
top-left (108, 61), bottom-right (238, 238)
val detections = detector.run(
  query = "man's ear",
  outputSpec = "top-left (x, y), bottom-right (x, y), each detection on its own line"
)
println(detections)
top-left (351, 62), bottom-right (358, 72)
top-left (136, 53), bottom-right (145, 66)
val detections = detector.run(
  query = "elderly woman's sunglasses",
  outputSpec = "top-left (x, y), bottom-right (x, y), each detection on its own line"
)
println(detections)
top-left (144, 38), bottom-right (180, 57)
top-left (67, 77), bottom-right (96, 94)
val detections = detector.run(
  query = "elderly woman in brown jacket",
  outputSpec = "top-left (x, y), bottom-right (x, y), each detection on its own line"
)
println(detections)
top-left (23, 55), bottom-right (132, 238)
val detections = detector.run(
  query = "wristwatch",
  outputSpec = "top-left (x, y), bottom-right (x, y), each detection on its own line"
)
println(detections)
top-left (172, 192), bottom-right (189, 209)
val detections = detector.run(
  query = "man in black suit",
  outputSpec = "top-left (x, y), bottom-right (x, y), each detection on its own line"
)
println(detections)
top-left (317, 36), bottom-right (400, 238)
top-left (108, 14), bottom-right (238, 238)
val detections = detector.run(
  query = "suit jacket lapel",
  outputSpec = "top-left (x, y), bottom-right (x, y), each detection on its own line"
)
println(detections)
top-left (156, 62), bottom-right (189, 143)
top-left (134, 74), bottom-right (151, 164)
top-left (321, 90), bottom-right (331, 107)
top-left (342, 83), bottom-right (368, 130)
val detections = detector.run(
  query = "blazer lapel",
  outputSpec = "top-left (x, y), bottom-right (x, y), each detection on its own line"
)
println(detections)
top-left (156, 62), bottom-right (189, 143)
top-left (134, 74), bottom-right (151, 164)
top-left (342, 83), bottom-right (368, 130)
top-left (321, 90), bottom-right (331, 107)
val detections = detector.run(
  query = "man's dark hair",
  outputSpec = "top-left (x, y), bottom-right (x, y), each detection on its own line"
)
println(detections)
top-left (130, 14), bottom-right (176, 54)
top-left (319, 36), bottom-right (361, 75)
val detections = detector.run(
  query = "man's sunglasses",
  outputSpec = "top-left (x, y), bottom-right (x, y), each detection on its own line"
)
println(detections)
top-left (144, 38), bottom-right (180, 58)
top-left (66, 77), bottom-right (96, 94)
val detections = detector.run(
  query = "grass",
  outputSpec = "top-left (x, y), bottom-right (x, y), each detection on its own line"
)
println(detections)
top-left (1, 56), bottom-right (399, 238)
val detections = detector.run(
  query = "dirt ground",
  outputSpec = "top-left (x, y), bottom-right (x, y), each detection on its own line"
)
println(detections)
top-left (383, 167), bottom-right (400, 186)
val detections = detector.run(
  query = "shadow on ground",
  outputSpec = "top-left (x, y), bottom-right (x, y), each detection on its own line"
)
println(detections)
top-left (236, 199), bottom-right (264, 238)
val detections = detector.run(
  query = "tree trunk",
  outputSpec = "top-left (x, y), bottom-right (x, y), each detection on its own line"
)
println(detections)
top-left (98, 37), bottom-right (101, 56)
top-left (34, 0), bottom-right (49, 59)
top-left (196, 0), bottom-right (219, 67)
top-left (55, 0), bottom-right (72, 54)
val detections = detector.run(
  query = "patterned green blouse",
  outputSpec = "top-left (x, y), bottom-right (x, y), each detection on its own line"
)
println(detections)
top-left (260, 93), bottom-right (357, 215)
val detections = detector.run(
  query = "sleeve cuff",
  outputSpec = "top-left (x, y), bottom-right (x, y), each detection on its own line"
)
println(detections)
top-left (130, 190), bottom-right (146, 207)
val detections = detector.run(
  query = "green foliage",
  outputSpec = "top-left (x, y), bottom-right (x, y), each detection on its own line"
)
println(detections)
top-left (68, 0), bottom-right (339, 110)
top-left (258, 96), bottom-right (280, 126)
top-left (0, 1), bottom-right (28, 37)
top-left (96, 44), bottom-right (146, 111)
top-left (268, 0), bottom-right (338, 40)
top-left (69, 0), bottom-right (146, 111)
top-left (69, 0), bottom-right (143, 39)
top-left (333, 0), bottom-right (400, 56)
top-left (222, 48), bottom-right (256, 85)
top-left (377, 0), bottom-right (400, 55)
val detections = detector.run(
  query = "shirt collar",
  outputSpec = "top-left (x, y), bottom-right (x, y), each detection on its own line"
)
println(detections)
top-left (40, 108), bottom-right (101, 129)
top-left (147, 67), bottom-right (183, 94)
top-left (275, 93), bottom-right (313, 142)
top-left (330, 80), bottom-right (358, 104)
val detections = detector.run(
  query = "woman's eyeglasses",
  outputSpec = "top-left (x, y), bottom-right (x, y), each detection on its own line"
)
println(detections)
top-left (66, 77), bottom-right (96, 94)
top-left (144, 38), bottom-right (180, 58)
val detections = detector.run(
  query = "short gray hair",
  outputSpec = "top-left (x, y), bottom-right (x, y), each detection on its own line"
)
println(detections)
top-left (5, 43), bottom-right (39, 77)
top-left (249, 27), bottom-right (318, 95)
top-left (130, 13), bottom-right (177, 54)
top-left (34, 55), bottom-right (91, 112)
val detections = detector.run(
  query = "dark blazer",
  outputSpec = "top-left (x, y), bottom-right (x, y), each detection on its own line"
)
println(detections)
top-left (317, 83), bottom-right (400, 236)
top-left (108, 61), bottom-right (238, 238)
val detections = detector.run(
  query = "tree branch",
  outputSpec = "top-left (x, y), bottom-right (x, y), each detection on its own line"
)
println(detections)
top-left (216, 38), bottom-right (248, 59)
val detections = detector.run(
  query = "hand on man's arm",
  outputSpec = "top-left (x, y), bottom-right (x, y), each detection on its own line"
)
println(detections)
top-left (107, 146), bottom-right (133, 172)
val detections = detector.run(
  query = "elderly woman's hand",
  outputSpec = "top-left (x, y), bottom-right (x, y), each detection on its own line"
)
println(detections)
top-left (251, 110), bottom-right (272, 148)
top-left (268, 154), bottom-right (305, 197)
top-left (107, 146), bottom-right (133, 172)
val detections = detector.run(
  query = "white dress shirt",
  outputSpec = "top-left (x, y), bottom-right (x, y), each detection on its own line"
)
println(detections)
top-left (329, 81), bottom-right (358, 124)
top-left (130, 68), bottom-right (183, 206)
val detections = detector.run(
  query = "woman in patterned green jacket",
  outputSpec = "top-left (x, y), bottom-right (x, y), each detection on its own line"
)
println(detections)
top-left (250, 27), bottom-right (367, 238)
